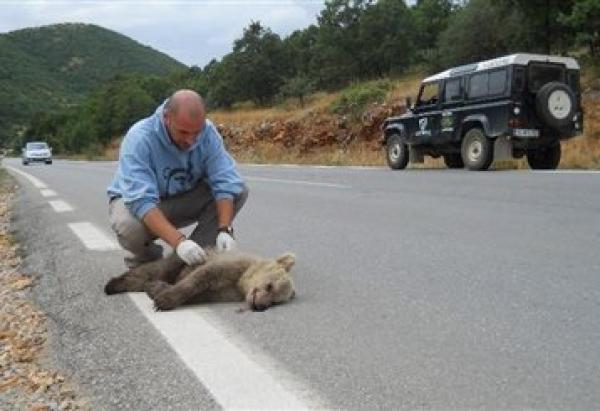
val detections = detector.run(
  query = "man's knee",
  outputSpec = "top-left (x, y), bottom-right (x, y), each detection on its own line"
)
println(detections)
top-left (109, 199), bottom-right (152, 251)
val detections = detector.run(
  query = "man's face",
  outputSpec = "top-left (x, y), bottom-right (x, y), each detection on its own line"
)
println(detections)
top-left (164, 111), bottom-right (205, 151)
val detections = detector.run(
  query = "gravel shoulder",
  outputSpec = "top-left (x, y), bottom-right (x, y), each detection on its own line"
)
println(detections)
top-left (0, 168), bottom-right (89, 411)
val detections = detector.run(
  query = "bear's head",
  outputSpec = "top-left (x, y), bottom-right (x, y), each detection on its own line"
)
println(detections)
top-left (239, 253), bottom-right (296, 311)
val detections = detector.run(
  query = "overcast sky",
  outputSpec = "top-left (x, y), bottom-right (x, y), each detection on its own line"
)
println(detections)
top-left (0, 0), bottom-right (326, 67)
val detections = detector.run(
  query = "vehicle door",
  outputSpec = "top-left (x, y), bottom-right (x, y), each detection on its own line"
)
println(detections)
top-left (411, 81), bottom-right (442, 145)
top-left (440, 77), bottom-right (464, 143)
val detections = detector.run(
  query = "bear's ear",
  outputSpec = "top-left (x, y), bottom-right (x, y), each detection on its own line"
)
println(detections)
top-left (276, 253), bottom-right (295, 272)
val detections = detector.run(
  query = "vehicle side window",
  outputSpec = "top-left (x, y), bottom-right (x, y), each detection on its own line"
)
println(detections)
top-left (444, 78), bottom-right (462, 102)
top-left (489, 68), bottom-right (507, 95)
top-left (468, 72), bottom-right (488, 98)
top-left (417, 82), bottom-right (440, 106)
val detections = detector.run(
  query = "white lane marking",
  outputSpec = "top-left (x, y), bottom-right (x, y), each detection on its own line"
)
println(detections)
top-left (67, 222), bottom-right (120, 251)
top-left (48, 200), bottom-right (74, 213)
top-left (246, 175), bottom-right (350, 189)
top-left (129, 294), bottom-right (321, 410)
top-left (244, 163), bottom-right (383, 170)
top-left (531, 170), bottom-right (600, 174)
top-left (40, 189), bottom-right (58, 197)
top-left (4, 165), bottom-right (48, 188)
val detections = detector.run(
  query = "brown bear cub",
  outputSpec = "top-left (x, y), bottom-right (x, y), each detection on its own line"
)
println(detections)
top-left (104, 250), bottom-right (296, 312)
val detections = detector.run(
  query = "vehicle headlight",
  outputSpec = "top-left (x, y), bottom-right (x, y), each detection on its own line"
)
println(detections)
top-left (513, 107), bottom-right (521, 115)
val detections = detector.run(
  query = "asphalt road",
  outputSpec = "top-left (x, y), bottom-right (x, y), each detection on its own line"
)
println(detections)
top-left (5, 157), bottom-right (600, 410)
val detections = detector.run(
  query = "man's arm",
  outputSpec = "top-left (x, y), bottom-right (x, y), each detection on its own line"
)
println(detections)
top-left (142, 208), bottom-right (185, 248)
top-left (216, 198), bottom-right (234, 229)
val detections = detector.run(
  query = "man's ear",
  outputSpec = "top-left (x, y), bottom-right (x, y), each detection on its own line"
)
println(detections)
top-left (276, 253), bottom-right (295, 272)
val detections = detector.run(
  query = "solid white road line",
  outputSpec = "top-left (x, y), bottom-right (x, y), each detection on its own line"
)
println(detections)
top-left (48, 200), bottom-right (74, 213)
top-left (129, 294), bottom-right (320, 410)
top-left (67, 222), bottom-right (120, 251)
top-left (40, 189), bottom-right (58, 197)
top-left (4, 165), bottom-right (48, 188)
top-left (531, 170), bottom-right (600, 174)
top-left (246, 175), bottom-right (350, 189)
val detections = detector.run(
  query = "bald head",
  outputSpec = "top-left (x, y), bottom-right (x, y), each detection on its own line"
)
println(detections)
top-left (163, 89), bottom-right (206, 151)
top-left (165, 89), bottom-right (205, 119)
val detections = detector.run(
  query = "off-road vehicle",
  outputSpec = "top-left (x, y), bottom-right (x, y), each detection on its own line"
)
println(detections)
top-left (382, 53), bottom-right (583, 170)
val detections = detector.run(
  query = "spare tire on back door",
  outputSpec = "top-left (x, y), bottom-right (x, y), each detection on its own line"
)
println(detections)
top-left (535, 82), bottom-right (576, 129)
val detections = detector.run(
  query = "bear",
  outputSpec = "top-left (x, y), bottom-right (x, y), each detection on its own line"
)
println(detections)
top-left (104, 249), bottom-right (296, 312)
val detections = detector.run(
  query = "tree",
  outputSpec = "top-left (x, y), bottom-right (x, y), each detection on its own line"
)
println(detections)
top-left (559, 0), bottom-right (600, 56)
top-left (229, 21), bottom-right (288, 105)
top-left (358, 0), bottom-right (416, 77)
top-left (499, 0), bottom-right (575, 54)
top-left (437, 0), bottom-right (530, 68)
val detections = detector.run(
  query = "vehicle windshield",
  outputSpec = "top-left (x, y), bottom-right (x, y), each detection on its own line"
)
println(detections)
top-left (528, 63), bottom-right (565, 92)
top-left (26, 142), bottom-right (49, 150)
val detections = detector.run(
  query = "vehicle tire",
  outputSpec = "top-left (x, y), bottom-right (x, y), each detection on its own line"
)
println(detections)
top-left (461, 128), bottom-right (494, 171)
top-left (22, 160), bottom-right (28, 166)
top-left (45, 160), bottom-right (52, 165)
top-left (536, 82), bottom-right (575, 129)
top-left (386, 134), bottom-right (409, 170)
top-left (526, 142), bottom-right (561, 170)
top-left (443, 154), bottom-right (464, 169)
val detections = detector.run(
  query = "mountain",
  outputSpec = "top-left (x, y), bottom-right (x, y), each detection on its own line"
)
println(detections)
top-left (0, 23), bottom-right (187, 145)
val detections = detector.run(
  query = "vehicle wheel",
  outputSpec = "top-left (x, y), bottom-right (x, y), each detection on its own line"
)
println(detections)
top-left (386, 134), bottom-right (409, 170)
top-left (526, 142), bottom-right (561, 170)
top-left (461, 128), bottom-right (494, 171)
top-left (45, 160), bottom-right (52, 165)
top-left (443, 154), bottom-right (464, 169)
top-left (22, 160), bottom-right (28, 166)
top-left (536, 82), bottom-right (575, 129)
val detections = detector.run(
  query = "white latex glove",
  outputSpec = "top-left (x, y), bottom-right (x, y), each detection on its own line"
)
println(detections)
top-left (175, 239), bottom-right (206, 265)
top-left (216, 232), bottom-right (237, 252)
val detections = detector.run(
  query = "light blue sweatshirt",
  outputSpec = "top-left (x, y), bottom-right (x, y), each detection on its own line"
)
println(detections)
top-left (107, 102), bottom-right (245, 220)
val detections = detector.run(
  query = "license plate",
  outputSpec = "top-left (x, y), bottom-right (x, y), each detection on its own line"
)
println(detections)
top-left (513, 128), bottom-right (540, 138)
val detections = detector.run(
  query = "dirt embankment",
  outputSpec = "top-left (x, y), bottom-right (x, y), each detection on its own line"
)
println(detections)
top-left (0, 170), bottom-right (88, 411)
top-left (216, 102), bottom-right (406, 159)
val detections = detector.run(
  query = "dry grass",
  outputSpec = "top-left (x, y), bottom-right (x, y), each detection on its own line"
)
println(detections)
top-left (231, 140), bottom-right (386, 166)
top-left (209, 91), bottom-right (341, 125)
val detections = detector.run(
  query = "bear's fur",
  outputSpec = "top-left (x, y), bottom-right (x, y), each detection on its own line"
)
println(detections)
top-left (104, 250), bottom-right (296, 311)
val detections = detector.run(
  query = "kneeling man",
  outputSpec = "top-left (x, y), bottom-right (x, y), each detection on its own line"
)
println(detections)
top-left (107, 89), bottom-right (248, 268)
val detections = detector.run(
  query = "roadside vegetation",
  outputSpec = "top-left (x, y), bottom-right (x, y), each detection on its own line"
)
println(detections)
top-left (4, 0), bottom-right (600, 168)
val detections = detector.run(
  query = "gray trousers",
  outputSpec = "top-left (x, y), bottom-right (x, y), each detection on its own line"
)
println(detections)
top-left (109, 181), bottom-right (248, 268)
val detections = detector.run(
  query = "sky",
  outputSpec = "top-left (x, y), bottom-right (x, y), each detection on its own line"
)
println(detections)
top-left (0, 0), bottom-right (326, 67)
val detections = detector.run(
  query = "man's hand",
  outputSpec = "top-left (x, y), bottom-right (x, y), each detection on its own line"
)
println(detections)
top-left (176, 239), bottom-right (206, 265)
top-left (216, 232), bottom-right (236, 252)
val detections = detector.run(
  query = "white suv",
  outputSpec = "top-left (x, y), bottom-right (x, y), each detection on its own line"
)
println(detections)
top-left (22, 141), bottom-right (52, 165)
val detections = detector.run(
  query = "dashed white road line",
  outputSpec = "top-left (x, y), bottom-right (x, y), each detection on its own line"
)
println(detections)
top-left (67, 222), bottom-right (120, 251)
top-left (40, 189), bottom-right (58, 197)
top-left (48, 200), bottom-right (74, 213)
top-left (4, 165), bottom-right (48, 188)
top-left (246, 175), bottom-right (350, 189)
top-left (129, 294), bottom-right (320, 410)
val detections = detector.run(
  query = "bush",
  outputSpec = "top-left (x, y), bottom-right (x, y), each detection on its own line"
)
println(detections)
top-left (330, 79), bottom-right (391, 119)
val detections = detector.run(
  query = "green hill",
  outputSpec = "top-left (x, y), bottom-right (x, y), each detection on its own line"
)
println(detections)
top-left (0, 23), bottom-right (187, 145)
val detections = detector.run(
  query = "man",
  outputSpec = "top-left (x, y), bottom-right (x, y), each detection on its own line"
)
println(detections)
top-left (107, 89), bottom-right (248, 268)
